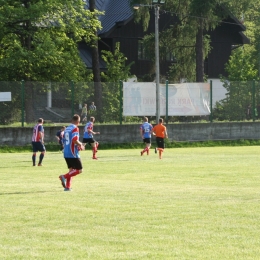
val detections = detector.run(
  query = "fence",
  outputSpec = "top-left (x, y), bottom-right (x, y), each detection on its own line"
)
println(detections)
top-left (0, 80), bottom-right (259, 125)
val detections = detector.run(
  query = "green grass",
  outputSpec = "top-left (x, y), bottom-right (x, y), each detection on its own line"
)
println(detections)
top-left (2, 139), bottom-right (260, 153)
top-left (1, 147), bottom-right (260, 259)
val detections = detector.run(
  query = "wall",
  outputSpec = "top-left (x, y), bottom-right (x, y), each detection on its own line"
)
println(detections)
top-left (1, 122), bottom-right (260, 146)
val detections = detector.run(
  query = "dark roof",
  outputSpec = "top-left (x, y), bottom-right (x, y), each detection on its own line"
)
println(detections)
top-left (85, 0), bottom-right (133, 36)
top-left (78, 42), bottom-right (106, 70)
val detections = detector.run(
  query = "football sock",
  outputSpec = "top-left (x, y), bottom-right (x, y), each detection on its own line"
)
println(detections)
top-left (32, 154), bottom-right (36, 165)
top-left (92, 147), bottom-right (96, 157)
top-left (64, 169), bottom-right (80, 178)
top-left (66, 177), bottom-right (72, 189)
top-left (39, 153), bottom-right (44, 164)
top-left (143, 147), bottom-right (148, 153)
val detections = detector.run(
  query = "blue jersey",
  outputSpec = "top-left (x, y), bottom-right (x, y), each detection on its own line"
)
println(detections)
top-left (140, 122), bottom-right (153, 138)
top-left (63, 124), bottom-right (80, 158)
top-left (83, 121), bottom-right (94, 138)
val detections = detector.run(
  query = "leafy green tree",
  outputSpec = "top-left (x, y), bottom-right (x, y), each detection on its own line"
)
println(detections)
top-left (213, 0), bottom-right (260, 121)
top-left (101, 42), bottom-right (134, 121)
top-left (89, 0), bottom-right (103, 122)
top-left (0, 0), bottom-right (101, 122)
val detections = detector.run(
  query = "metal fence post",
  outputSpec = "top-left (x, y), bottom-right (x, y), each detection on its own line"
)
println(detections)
top-left (166, 80), bottom-right (168, 123)
top-left (252, 80), bottom-right (256, 122)
top-left (21, 80), bottom-right (25, 127)
top-left (210, 80), bottom-right (213, 122)
top-left (119, 80), bottom-right (123, 125)
top-left (70, 81), bottom-right (74, 117)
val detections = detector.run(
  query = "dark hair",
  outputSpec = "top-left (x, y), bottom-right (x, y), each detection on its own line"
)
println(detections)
top-left (159, 118), bottom-right (163, 123)
top-left (38, 118), bottom-right (44, 123)
top-left (72, 114), bottom-right (80, 122)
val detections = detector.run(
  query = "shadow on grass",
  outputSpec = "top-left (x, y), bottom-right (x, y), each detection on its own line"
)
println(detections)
top-left (0, 190), bottom-right (60, 195)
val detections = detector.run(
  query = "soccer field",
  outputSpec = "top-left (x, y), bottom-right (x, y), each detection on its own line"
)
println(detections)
top-left (1, 147), bottom-right (260, 259)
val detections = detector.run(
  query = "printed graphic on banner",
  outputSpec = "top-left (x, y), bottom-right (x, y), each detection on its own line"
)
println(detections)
top-left (123, 82), bottom-right (210, 116)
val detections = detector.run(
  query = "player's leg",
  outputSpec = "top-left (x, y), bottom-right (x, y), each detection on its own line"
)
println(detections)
top-left (146, 143), bottom-right (151, 155)
top-left (32, 152), bottom-right (36, 166)
top-left (91, 139), bottom-right (98, 159)
top-left (157, 138), bottom-right (165, 159)
top-left (63, 159), bottom-right (83, 191)
top-left (38, 143), bottom-right (46, 166)
top-left (32, 142), bottom-right (37, 166)
top-left (141, 139), bottom-right (146, 156)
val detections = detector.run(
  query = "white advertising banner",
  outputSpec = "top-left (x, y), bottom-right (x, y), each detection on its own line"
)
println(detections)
top-left (0, 92), bottom-right (11, 102)
top-left (123, 82), bottom-right (210, 116)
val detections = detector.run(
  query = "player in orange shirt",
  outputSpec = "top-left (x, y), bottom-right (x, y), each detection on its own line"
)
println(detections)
top-left (152, 118), bottom-right (168, 159)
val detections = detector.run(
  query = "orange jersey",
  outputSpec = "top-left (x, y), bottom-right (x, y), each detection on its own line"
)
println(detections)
top-left (153, 124), bottom-right (167, 138)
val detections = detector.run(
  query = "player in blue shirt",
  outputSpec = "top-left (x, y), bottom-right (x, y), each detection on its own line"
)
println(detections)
top-left (140, 116), bottom-right (153, 156)
top-left (59, 114), bottom-right (84, 191)
top-left (83, 117), bottom-right (100, 160)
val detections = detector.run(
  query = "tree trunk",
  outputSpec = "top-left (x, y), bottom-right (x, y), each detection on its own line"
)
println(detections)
top-left (195, 19), bottom-right (204, 82)
top-left (89, 0), bottom-right (102, 122)
top-left (23, 15), bottom-right (35, 122)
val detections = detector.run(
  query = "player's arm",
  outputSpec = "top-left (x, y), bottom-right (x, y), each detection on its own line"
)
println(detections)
top-left (140, 128), bottom-right (144, 139)
top-left (39, 131), bottom-right (44, 143)
top-left (152, 127), bottom-right (156, 136)
top-left (87, 128), bottom-right (100, 135)
top-left (72, 136), bottom-right (84, 150)
top-left (164, 128), bottom-right (168, 138)
top-left (149, 125), bottom-right (153, 135)
top-left (55, 134), bottom-right (59, 141)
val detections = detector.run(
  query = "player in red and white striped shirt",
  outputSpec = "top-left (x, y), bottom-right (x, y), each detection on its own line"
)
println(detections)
top-left (31, 118), bottom-right (46, 166)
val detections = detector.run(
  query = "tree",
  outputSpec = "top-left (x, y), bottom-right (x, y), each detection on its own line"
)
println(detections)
top-left (101, 42), bottom-right (134, 121)
top-left (0, 0), bottom-right (101, 122)
top-left (212, 0), bottom-right (260, 121)
top-left (131, 0), bottom-right (253, 83)
top-left (89, 0), bottom-right (103, 122)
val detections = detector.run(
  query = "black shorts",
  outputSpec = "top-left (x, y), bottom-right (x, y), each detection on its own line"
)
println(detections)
top-left (143, 138), bottom-right (151, 144)
top-left (65, 158), bottom-right (83, 170)
top-left (32, 141), bottom-right (46, 152)
top-left (83, 138), bottom-right (96, 145)
top-left (156, 137), bottom-right (165, 149)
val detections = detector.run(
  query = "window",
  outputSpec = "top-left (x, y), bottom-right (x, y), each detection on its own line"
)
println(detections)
top-left (138, 40), bottom-right (149, 60)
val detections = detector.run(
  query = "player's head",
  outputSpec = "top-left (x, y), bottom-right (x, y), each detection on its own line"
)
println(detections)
top-left (38, 118), bottom-right (44, 124)
top-left (143, 116), bottom-right (148, 122)
top-left (61, 126), bottom-right (66, 130)
top-left (72, 114), bottom-right (80, 125)
top-left (90, 117), bottom-right (95, 122)
top-left (159, 118), bottom-right (163, 124)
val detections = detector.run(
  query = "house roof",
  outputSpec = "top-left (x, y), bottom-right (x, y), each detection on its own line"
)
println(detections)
top-left (78, 42), bottom-right (107, 70)
top-left (84, 0), bottom-right (134, 36)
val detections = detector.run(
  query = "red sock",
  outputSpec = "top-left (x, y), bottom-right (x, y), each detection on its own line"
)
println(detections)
top-left (143, 147), bottom-right (148, 153)
top-left (64, 169), bottom-right (80, 178)
top-left (66, 177), bottom-right (72, 188)
top-left (92, 147), bottom-right (96, 157)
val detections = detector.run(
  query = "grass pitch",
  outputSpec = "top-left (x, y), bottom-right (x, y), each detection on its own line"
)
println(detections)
top-left (1, 147), bottom-right (260, 259)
